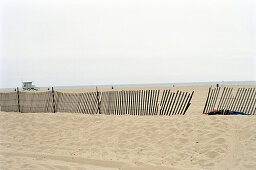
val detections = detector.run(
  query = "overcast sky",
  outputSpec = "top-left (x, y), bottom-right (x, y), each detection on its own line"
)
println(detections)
top-left (0, 0), bottom-right (255, 88)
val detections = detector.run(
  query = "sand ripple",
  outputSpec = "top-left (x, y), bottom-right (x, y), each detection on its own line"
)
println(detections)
top-left (1, 112), bottom-right (256, 169)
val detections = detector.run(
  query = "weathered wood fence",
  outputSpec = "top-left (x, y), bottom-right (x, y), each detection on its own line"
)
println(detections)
top-left (203, 87), bottom-right (256, 115)
top-left (0, 89), bottom-right (194, 116)
top-left (0, 92), bottom-right (19, 112)
top-left (100, 90), bottom-right (160, 115)
top-left (160, 90), bottom-right (194, 115)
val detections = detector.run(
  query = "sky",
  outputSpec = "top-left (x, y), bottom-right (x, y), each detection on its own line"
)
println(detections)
top-left (0, 0), bottom-right (255, 88)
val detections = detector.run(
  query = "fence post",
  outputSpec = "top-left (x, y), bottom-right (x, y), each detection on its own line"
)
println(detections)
top-left (17, 87), bottom-right (20, 112)
top-left (52, 87), bottom-right (56, 113)
top-left (96, 86), bottom-right (101, 114)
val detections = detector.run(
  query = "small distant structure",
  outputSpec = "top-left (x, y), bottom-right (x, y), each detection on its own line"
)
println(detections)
top-left (22, 82), bottom-right (39, 91)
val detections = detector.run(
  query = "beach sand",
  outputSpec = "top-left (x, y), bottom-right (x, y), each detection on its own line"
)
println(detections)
top-left (1, 85), bottom-right (256, 169)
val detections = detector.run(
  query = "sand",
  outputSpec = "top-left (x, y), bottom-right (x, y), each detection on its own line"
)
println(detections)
top-left (1, 85), bottom-right (256, 169)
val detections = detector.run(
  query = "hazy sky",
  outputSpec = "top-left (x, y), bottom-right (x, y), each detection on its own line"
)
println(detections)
top-left (0, 0), bottom-right (255, 88)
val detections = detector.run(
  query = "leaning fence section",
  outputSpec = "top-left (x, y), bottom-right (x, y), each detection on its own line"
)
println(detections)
top-left (55, 92), bottom-right (99, 114)
top-left (159, 90), bottom-right (194, 115)
top-left (203, 87), bottom-right (256, 115)
top-left (203, 87), bottom-right (221, 114)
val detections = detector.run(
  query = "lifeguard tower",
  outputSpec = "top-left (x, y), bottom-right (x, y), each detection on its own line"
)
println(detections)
top-left (22, 82), bottom-right (39, 91)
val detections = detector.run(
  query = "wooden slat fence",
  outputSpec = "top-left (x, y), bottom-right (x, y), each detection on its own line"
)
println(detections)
top-left (100, 90), bottom-right (160, 115)
top-left (159, 90), bottom-right (194, 115)
top-left (19, 91), bottom-right (53, 113)
top-left (0, 89), bottom-right (194, 116)
top-left (0, 92), bottom-right (19, 112)
top-left (55, 92), bottom-right (98, 114)
top-left (203, 87), bottom-right (256, 115)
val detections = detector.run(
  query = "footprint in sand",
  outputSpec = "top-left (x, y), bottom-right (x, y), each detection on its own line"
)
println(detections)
top-left (212, 137), bottom-right (226, 144)
top-left (207, 133), bottom-right (220, 138)
top-left (205, 150), bottom-right (220, 158)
